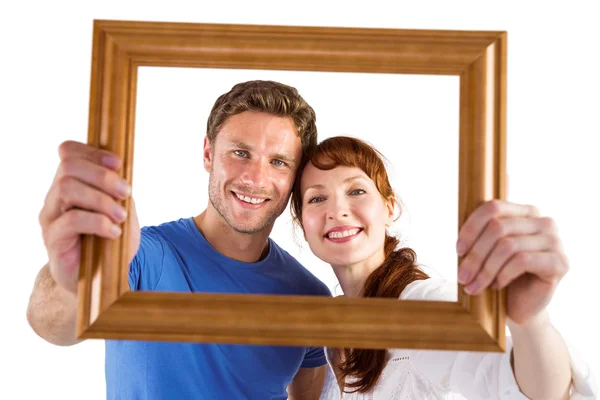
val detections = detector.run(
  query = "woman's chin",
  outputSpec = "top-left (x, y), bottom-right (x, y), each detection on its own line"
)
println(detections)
top-left (311, 247), bottom-right (361, 267)
top-left (319, 255), bottom-right (355, 268)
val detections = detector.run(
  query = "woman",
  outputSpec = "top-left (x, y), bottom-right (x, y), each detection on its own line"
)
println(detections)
top-left (290, 136), bottom-right (596, 399)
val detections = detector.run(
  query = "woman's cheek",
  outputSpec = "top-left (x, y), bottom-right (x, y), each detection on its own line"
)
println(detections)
top-left (302, 214), bottom-right (319, 243)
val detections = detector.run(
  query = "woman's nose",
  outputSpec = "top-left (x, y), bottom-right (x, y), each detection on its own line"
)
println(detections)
top-left (326, 197), bottom-right (350, 220)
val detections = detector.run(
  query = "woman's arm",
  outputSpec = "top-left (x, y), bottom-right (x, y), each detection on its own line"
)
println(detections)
top-left (402, 279), bottom-right (597, 399)
top-left (509, 311), bottom-right (571, 399)
top-left (454, 200), bottom-right (577, 397)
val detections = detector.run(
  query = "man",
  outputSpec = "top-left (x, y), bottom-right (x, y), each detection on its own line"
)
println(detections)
top-left (27, 80), bottom-right (331, 400)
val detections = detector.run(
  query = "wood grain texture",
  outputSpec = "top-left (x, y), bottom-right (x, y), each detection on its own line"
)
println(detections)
top-left (77, 19), bottom-right (507, 351)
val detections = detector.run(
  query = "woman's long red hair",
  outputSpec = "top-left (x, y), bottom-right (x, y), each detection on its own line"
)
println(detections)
top-left (291, 136), bottom-right (429, 394)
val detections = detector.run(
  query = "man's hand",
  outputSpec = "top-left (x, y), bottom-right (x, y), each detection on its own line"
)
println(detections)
top-left (456, 199), bottom-right (569, 325)
top-left (39, 140), bottom-right (140, 294)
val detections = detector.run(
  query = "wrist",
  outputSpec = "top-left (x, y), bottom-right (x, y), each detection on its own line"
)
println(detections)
top-left (507, 309), bottom-right (551, 337)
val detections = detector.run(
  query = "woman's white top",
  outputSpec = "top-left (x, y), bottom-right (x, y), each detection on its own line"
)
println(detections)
top-left (318, 278), bottom-right (598, 399)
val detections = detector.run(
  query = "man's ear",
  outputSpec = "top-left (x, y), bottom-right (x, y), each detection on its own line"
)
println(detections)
top-left (203, 137), bottom-right (213, 173)
top-left (385, 197), bottom-right (395, 227)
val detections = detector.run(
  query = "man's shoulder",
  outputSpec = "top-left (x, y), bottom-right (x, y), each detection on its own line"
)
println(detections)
top-left (141, 217), bottom-right (191, 230)
top-left (136, 218), bottom-right (197, 257)
top-left (141, 217), bottom-right (193, 237)
top-left (268, 240), bottom-right (309, 273)
top-left (268, 240), bottom-right (332, 297)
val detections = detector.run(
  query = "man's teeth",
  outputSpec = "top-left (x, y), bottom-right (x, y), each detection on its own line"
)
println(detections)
top-left (235, 193), bottom-right (266, 204)
top-left (328, 228), bottom-right (360, 239)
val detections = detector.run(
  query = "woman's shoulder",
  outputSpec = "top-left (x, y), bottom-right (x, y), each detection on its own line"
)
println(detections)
top-left (399, 277), bottom-right (458, 302)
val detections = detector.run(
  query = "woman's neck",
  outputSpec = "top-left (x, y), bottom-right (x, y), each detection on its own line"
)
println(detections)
top-left (331, 247), bottom-right (386, 298)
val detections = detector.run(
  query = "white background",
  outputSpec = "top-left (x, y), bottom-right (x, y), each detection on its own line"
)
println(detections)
top-left (1, 1), bottom-right (598, 399)
top-left (134, 67), bottom-right (459, 293)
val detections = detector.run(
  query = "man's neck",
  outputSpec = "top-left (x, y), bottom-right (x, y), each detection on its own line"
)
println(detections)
top-left (192, 210), bottom-right (271, 263)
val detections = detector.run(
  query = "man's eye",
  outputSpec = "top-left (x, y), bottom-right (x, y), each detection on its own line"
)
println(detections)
top-left (272, 159), bottom-right (286, 167)
top-left (234, 150), bottom-right (248, 158)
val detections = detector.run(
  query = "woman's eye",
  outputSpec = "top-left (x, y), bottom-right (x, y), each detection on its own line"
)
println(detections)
top-left (308, 196), bottom-right (325, 204)
top-left (350, 188), bottom-right (366, 195)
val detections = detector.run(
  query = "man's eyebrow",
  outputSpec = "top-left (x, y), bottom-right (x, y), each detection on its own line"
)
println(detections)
top-left (272, 153), bottom-right (295, 163)
top-left (228, 141), bottom-right (252, 150)
top-left (304, 175), bottom-right (365, 192)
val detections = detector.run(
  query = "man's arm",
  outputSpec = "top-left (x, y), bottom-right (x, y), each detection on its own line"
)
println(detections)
top-left (287, 365), bottom-right (327, 400)
top-left (26, 264), bottom-right (81, 346)
top-left (27, 141), bottom-right (137, 345)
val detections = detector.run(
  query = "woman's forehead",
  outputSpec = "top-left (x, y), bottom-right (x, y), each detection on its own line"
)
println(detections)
top-left (301, 163), bottom-right (371, 188)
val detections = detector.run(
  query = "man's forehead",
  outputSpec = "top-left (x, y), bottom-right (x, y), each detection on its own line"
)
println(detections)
top-left (214, 113), bottom-right (302, 154)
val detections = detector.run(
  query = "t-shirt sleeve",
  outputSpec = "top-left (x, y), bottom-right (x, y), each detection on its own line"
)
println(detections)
top-left (447, 337), bottom-right (599, 399)
top-left (401, 278), bottom-right (598, 399)
top-left (301, 346), bottom-right (327, 368)
top-left (400, 279), bottom-right (522, 398)
top-left (399, 277), bottom-right (457, 302)
top-left (129, 227), bottom-right (166, 291)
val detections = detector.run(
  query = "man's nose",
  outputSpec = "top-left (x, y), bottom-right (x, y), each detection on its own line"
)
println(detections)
top-left (240, 159), bottom-right (268, 188)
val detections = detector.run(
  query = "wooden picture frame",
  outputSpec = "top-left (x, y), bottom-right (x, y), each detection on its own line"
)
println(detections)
top-left (77, 19), bottom-right (507, 352)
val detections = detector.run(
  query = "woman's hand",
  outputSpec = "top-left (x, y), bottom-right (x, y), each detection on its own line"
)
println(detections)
top-left (456, 200), bottom-right (569, 325)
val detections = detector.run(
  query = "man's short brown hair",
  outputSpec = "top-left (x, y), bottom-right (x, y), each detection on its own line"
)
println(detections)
top-left (206, 80), bottom-right (318, 156)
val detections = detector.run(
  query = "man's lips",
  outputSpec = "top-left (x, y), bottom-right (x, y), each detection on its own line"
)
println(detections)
top-left (232, 191), bottom-right (270, 205)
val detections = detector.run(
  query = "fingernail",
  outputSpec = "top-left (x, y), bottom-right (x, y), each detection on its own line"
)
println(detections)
top-left (113, 204), bottom-right (128, 222)
top-left (456, 240), bottom-right (467, 256)
top-left (465, 282), bottom-right (478, 295)
top-left (458, 269), bottom-right (470, 284)
top-left (117, 180), bottom-right (131, 197)
top-left (110, 224), bottom-right (122, 237)
top-left (102, 155), bottom-right (121, 169)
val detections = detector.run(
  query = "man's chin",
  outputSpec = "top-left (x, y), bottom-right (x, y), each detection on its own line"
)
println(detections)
top-left (228, 219), bottom-right (272, 235)
top-left (231, 226), bottom-right (268, 235)
top-left (230, 212), bottom-right (280, 231)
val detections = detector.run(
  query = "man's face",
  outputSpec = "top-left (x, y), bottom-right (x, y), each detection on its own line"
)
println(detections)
top-left (204, 111), bottom-right (303, 234)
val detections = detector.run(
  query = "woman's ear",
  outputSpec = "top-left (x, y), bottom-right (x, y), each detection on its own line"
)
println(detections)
top-left (385, 197), bottom-right (395, 227)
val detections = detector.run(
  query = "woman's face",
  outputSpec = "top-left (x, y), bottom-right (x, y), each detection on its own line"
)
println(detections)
top-left (300, 162), bottom-right (394, 267)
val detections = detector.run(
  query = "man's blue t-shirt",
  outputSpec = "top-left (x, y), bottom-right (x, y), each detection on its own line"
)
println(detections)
top-left (105, 217), bottom-right (331, 400)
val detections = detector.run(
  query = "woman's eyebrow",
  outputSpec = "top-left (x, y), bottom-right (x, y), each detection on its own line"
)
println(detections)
top-left (343, 175), bottom-right (366, 184)
top-left (304, 183), bottom-right (324, 192)
top-left (304, 175), bottom-right (365, 193)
